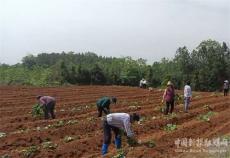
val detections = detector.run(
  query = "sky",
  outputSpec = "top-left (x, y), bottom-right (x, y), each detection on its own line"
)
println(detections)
top-left (0, 0), bottom-right (230, 65)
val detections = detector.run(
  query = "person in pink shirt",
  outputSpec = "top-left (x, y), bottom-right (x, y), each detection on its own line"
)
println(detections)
top-left (37, 95), bottom-right (56, 119)
top-left (162, 81), bottom-right (175, 115)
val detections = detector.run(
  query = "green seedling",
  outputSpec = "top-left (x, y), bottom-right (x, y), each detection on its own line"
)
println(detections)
top-left (197, 111), bottom-right (216, 122)
top-left (0, 132), bottom-right (6, 138)
top-left (164, 124), bottom-right (177, 131)
top-left (66, 120), bottom-right (78, 125)
top-left (53, 120), bottom-right (65, 128)
top-left (60, 109), bottom-right (65, 112)
top-left (1, 154), bottom-right (11, 158)
top-left (112, 149), bottom-right (126, 158)
top-left (63, 136), bottom-right (75, 143)
top-left (128, 105), bottom-right (141, 110)
top-left (21, 146), bottom-right (39, 158)
top-left (174, 94), bottom-right (184, 105)
top-left (222, 135), bottom-right (230, 141)
top-left (42, 141), bottom-right (57, 150)
top-left (127, 137), bottom-right (138, 147)
top-left (148, 140), bottom-right (156, 148)
top-left (203, 104), bottom-right (213, 110)
top-left (87, 117), bottom-right (94, 121)
top-left (32, 104), bottom-right (43, 118)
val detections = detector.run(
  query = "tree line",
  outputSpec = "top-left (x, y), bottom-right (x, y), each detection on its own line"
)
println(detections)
top-left (0, 39), bottom-right (229, 91)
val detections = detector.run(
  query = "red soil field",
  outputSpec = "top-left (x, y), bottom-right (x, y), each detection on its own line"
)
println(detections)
top-left (0, 86), bottom-right (229, 158)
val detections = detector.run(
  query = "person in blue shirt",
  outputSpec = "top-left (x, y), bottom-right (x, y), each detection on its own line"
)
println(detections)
top-left (96, 96), bottom-right (117, 117)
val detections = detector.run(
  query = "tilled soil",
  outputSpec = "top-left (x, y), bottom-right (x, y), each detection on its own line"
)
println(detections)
top-left (0, 86), bottom-right (229, 158)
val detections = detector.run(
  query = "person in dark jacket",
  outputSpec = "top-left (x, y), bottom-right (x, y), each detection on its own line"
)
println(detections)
top-left (37, 95), bottom-right (56, 119)
top-left (162, 81), bottom-right (175, 115)
top-left (96, 96), bottom-right (117, 117)
top-left (101, 113), bottom-right (140, 156)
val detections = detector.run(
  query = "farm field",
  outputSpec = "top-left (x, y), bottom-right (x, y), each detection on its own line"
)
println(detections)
top-left (0, 86), bottom-right (230, 158)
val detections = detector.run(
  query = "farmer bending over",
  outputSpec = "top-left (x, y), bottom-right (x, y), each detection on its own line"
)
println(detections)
top-left (37, 95), bottom-right (56, 119)
top-left (102, 113), bottom-right (140, 156)
top-left (96, 96), bottom-right (117, 117)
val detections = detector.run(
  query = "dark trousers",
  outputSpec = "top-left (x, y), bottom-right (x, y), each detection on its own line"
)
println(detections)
top-left (43, 101), bottom-right (55, 119)
top-left (97, 106), bottom-right (110, 117)
top-left (165, 100), bottom-right (174, 115)
top-left (103, 120), bottom-right (121, 144)
top-left (224, 89), bottom-right (229, 96)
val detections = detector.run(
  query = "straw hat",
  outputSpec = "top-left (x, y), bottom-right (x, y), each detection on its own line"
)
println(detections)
top-left (167, 81), bottom-right (173, 86)
top-left (224, 80), bottom-right (229, 83)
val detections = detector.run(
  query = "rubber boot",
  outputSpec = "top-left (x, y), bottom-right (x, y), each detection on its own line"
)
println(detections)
top-left (115, 137), bottom-right (121, 149)
top-left (102, 144), bottom-right (109, 155)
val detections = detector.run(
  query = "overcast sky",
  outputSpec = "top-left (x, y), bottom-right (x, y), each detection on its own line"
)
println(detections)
top-left (0, 0), bottom-right (229, 65)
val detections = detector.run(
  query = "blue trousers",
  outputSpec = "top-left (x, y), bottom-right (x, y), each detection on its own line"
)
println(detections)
top-left (102, 120), bottom-right (121, 155)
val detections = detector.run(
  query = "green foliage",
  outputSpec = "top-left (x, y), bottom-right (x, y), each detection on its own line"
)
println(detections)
top-left (146, 139), bottom-right (156, 148)
top-left (164, 124), bottom-right (177, 131)
top-left (42, 141), bottom-right (57, 150)
top-left (21, 146), bottom-right (39, 158)
top-left (203, 104), bottom-right (213, 110)
top-left (174, 94), bottom-right (184, 105)
top-left (1, 154), bottom-right (11, 158)
top-left (63, 136), bottom-right (75, 143)
top-left (0, 132), bottom-right (6, 138)
top-left (32, 104), bottom-right (43, 118)
top-left (197, 111), bottom-right (216, 122)
top-left (0, 39), bottom-right (229, 91)
top-left (112, 149), bottom-right (125, 158)
top-left (127, 137), bottom-right (138, 146)
top-left (222, 135), bottom-right (230, 141)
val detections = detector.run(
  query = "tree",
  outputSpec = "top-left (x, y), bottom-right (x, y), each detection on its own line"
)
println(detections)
top-left (174, 46), bottom-right (193, 86)
top-left (22, 54), bottom-right (36, 69)
top-left (90, 64), bottom-right (106, 85)
top-left (191, 40), bottom-right (229, 91)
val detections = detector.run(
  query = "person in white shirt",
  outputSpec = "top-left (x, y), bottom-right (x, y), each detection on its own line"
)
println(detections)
top-left (139, 78), bottom-right (147, 88)
top-left (139, 79), bottom-right (144, 88)
top-left (101, 113), bottom-right (140, 155)
top-left (184, 81), bottom-right (192, 113)
top-left (223, 80), bottom-right (229, 96)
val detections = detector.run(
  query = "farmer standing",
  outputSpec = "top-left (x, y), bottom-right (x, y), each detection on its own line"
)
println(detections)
top-left (223, 80), bottom-right (229, 96)
top-left (162, 81), bottom-right (175, 115)
top-left (96, 96), bottom-right (117, 117)
top-left (37, 95), bottom-right (56, 119)
top-left (184, 80), bottom-right (192, 113)
top-left (101, 113), bottom-right (140, 156)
